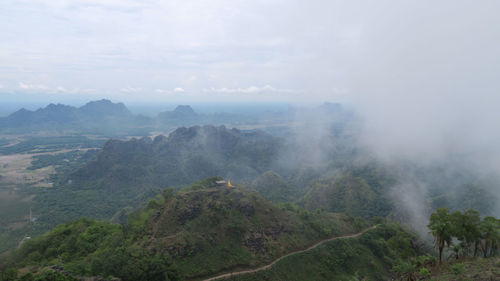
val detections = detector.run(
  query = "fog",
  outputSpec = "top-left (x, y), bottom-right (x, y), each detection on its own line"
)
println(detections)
top-left (344, 1), bottom-right (500, 230)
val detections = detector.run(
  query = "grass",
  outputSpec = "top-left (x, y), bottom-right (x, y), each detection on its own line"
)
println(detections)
top-left (428, 257), bottom-right (500, 281)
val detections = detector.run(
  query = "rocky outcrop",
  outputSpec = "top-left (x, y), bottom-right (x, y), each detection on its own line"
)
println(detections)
top-left (177, 203), bottom-right (201, 224)
top-left (244, 232), bottom-right (267, 254)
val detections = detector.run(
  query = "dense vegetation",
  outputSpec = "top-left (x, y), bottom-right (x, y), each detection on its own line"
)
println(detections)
top-left (30, 126), bottom-right (284, 229)
top-left (0, 178), bottom-right (367, 280)
top-left (250, 171), bottom-right (294, 203)
top-left (226, 223), bottom-right (423, 281)
top-left (300, 165), bottom-right (395, 219)
top-left (1, 100), bottom-right (499, 280)
top-left (428, 208), bottom-right (499, 263)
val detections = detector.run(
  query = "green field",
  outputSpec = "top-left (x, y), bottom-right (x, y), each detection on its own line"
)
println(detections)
top-left (0, 136), bottom-right (104, 254)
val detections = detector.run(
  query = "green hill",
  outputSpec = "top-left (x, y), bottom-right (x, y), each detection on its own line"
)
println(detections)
top-left (30, 125), bottom-right (284, 229)
top-left (250, 171), bottom-right (293, 203)
top-left (300, 165), bottom-right (395, 219)
top-left (1, 178), bottom-right (366, 281)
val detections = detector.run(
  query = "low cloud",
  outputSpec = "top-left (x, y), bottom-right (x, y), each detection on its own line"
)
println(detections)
top-left (173, 87), bottom-right (185, 93)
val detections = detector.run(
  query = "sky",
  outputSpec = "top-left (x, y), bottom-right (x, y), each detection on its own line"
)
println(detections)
top-left (0, 0), bottom-right (499, 105)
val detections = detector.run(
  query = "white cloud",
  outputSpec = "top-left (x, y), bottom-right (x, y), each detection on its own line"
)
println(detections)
top-left (56, 86), bottom-right (67, 92)
top-left (203, 85), bottom-right (296, 95)
top-left (54, 86), bottom-right (95, 94)
top-left (0, 1), bottom-right (498, 103)
top-left (18, 82), bottom-right (48, 90)
top-left (15, 83), bottom-right (95, 94)
top-left (155, 89), bottom-right (168, 94)
top-left (155, 87), bottom-right (186, 94)
top-left (120, 86), bottom-right (142, 93)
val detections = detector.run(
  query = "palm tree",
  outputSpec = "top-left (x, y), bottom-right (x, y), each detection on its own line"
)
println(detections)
top-left (479, 216), bottom-right (500, 257)
top-left (428, 208), bottom-right (453, 264)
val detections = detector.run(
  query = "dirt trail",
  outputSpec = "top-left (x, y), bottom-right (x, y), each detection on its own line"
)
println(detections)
top-left (201, 225), bottom-right (377, 281)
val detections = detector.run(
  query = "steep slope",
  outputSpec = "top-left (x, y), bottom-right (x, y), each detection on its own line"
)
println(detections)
top-left (69, 125), bottom-right (283, 190)
top-left (225, 223), bottom-right (422, 281)
top-left (140, 182), bottom-right (361, 279)
top-left (2, 179), bottom-right (364, 281)
top-left (31, 126), bottom-right (284, 228)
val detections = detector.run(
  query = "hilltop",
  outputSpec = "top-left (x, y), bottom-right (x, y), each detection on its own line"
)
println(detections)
top-left (1, 179), bottom-right (367, 280)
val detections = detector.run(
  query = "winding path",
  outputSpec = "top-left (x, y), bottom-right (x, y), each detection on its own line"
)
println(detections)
top-left (201, 225), bottom-right (377, 281)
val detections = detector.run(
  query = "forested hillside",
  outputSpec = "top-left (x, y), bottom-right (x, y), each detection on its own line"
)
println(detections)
top-left (1, 179), bottom-right (371, 281)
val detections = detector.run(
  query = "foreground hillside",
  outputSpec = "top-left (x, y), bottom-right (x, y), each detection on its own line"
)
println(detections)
top-left (226, 223), bottom-right (422, 281)
top-left (1, 179), bottom-right (368, 280)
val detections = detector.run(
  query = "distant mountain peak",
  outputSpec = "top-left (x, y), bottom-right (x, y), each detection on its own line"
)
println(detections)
top-left (78, 99), bottom-right (132, 117)
top-left (172, 105), bottom-right (197, 117)
top-left (173, 104), bottom-right (194, 112)
top-left (8, 108), bottom-right (32, 118)
top-left (157, 104), bottom-right (199, 122)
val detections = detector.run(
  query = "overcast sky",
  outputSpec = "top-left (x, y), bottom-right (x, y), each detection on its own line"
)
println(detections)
top-left (0, 0), bottom-right (499, 105)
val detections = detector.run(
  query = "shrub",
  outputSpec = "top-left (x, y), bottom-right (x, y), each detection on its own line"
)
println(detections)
top-left (451, 263), bottom-right (466, 275)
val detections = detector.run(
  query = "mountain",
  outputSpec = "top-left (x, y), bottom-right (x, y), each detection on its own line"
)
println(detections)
top-left (251, 170), bottom-right (293, 203)
top-left (2, 179), bottom-right (367, 281)
top-left (70, 125), bottom-right (283, 189)
top-left (156, 105), bottom-right (201, 127)
top-left (300, 165), bottom-right (395, 219)
top-left (0, 99), bottom-right (140, 135)
top-left (1, 104), bottom-right (78, 129)
top-left (30, 125), bottom-right (285, 229)
top-left (167, 105), bottom-right (198, 119)
top-left (78, 99), bottom-right (133, 120)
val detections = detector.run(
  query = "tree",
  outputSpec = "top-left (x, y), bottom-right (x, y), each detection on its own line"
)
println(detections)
top-left (428, 208), bottom-right (453, 264)
top-left (392, 260), bottom-right (418, 281)
top-left (450, 210), bottom-right (481, 257)
top-left (0, 268), bottom-right (18, 281)
top-left (479, 216), bottom-right (500, 257)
